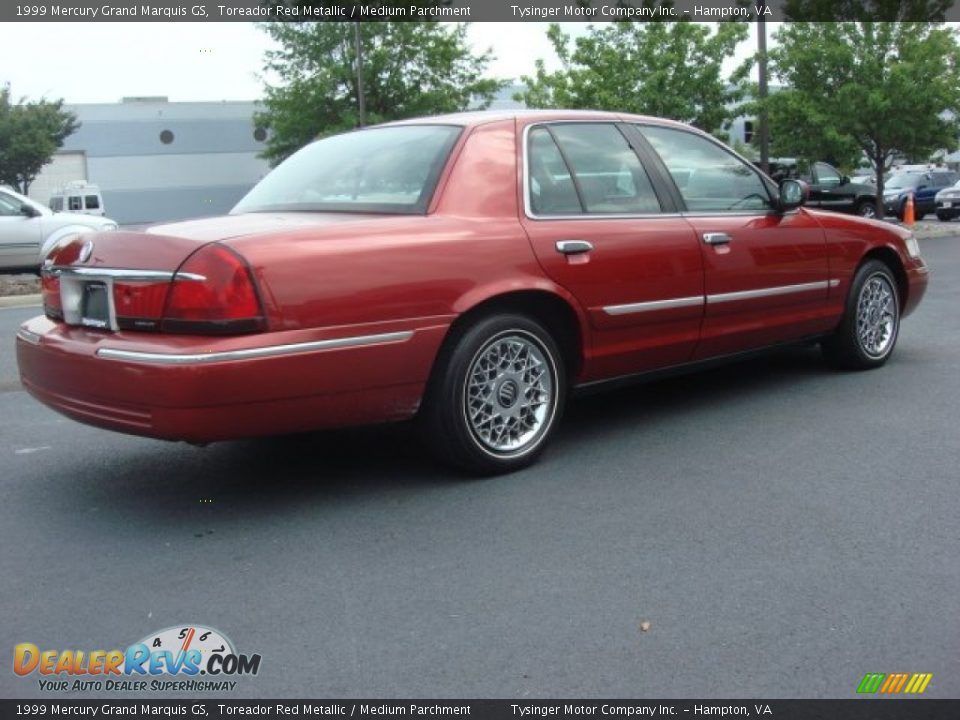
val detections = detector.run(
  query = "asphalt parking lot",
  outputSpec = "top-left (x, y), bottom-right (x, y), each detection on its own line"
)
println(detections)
top-left (1, 234), bottom-right (958, 700)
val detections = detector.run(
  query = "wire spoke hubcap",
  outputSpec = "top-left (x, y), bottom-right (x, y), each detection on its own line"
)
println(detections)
top-left (856, 274), bottom-right (897, 358)
top-left (465, 334), bottom-right (554, 454)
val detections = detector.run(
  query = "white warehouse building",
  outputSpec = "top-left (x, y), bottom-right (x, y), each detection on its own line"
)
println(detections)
top-left (29, 97), bottom-right (271, 225)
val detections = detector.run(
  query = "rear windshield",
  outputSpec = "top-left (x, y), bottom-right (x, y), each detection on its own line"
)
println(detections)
top-left (233, 125), bottom-right (462, 215)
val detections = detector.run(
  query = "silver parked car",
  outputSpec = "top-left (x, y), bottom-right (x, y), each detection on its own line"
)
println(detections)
top-left (0, 186), bottom-right (118, 271)
top-left (935, 179), bottom-right (960, 221)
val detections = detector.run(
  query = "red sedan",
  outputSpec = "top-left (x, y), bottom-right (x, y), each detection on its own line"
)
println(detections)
top-left (16, 111), bottom-right (929, 474)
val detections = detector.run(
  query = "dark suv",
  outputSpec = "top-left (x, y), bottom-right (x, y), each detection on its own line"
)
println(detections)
top-left (882, 170), bottom-right (959, 220)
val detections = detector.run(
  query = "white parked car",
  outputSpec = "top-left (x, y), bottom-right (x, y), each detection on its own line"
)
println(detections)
top-left (0, 186), bottom-right (118, 271)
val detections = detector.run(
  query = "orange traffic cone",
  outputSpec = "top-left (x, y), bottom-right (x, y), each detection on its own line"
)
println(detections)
top-left (903, 192), bottom-right (916, 226)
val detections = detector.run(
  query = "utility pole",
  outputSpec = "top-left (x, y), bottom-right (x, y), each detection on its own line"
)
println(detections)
top-left (757, 13), bottom-right (770, 175)
top-left (354, 22), bottom-right (366, 127)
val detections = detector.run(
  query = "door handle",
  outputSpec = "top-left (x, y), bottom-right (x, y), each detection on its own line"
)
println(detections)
top-left (702, 232), bottom-right (732, 246)
top-left (555, 240), bottom-right (594, 255)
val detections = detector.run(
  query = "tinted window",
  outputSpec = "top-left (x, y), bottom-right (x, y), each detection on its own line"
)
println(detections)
top-left (0, 191), bottom-right (21, 216)
top-left (528, 128), bottom-right (582, 215)
top-left (815, 162), bottom-right (842, 187)
top-left (233, 125), bottom-right (461, 215)
top-left (50, 197), bottom-right (62, 212)
top-left (85, 195), bottom-right (100, 209)
top-left (68, 196), bottom-right (82, 211)
top-left (548, 124), bottom-right (661, 214)
top-left (639, 125), bottom-right (773, 212)
top-left (932, 173), bottom-right (956, 187)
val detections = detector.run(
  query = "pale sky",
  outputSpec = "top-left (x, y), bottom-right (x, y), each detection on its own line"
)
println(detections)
top-left (0, 22), bottom-right (772, 105)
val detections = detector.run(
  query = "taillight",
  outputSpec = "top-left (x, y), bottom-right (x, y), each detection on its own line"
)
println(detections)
top-left (113, 282), bottom-right (170, 331)
top-left (41, 270), bottom-right (63, 320)
top-left (161, 244), bottom-right (265, 335)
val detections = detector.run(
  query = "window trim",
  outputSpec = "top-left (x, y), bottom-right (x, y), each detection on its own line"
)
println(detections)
top-left (631, 123), bottom-right (780, 216)
top-left (522, 121), bottom-right (679, 221)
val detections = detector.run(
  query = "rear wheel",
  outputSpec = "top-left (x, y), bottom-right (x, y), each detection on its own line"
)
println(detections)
top-left (822, 260), bottom-right (900, 370)
top-left (937, 210), bottom-right (955, 221)
top-left (421, 314), bottom-right (566, 475)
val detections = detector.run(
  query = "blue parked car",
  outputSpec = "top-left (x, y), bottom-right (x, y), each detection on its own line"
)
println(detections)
top-left (882, 170), bottom-right (958, 219)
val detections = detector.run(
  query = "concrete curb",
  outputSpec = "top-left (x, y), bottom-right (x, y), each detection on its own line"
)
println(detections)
top-left (0, 294), bottom-right (41, 308)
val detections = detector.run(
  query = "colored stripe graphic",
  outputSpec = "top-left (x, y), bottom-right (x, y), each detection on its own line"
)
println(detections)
top-left (857, 672), bottom-right (932, 694)
top-left (880, 673), bottom-right (909, 693)
top-left (904, 673), bottom-right (933, 694)
top-left (857, 673), bottom-right (885, 693)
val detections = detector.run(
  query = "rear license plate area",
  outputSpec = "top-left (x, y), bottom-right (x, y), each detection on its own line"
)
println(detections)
top-left (80, 282), bottom-right (110, 329)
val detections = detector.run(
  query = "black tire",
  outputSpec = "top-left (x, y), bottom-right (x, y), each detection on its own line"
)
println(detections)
top-left (936, 211), bottom-right (954, 221)
top-left (821, 260), bottom-right (901, 370)
top-left (915, 211), bottom-right (926, 221)
top-left (420, 314), bottom-right (566, 475)
top-left (855, 200), bottom-right (877, 218)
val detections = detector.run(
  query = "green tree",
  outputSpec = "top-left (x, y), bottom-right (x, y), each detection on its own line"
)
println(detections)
top-left (0, 87), bottom-right (79, 195)
top-left (256, 22), bottom-right (504, 165)
top-left (516, 21), bottom-right (752, 135)
top-left (768, 22), bottom-right (960, 215)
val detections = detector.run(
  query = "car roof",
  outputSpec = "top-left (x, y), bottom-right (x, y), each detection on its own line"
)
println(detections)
top-left (381, 109), bottom-right (694, 131)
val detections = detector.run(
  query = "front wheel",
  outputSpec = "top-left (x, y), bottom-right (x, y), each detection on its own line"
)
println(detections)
top-left (421, 314), bottom-right (566, 475)
top-left (936, 211), bottom-right (955, 221)
top-left (822, 260), bottom-right (900, 370)
top-left (855, 200), bottom-right (877, 218)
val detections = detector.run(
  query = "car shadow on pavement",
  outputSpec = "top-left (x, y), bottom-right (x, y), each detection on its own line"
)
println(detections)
top-left (54, 344), bottom-right (837, 530)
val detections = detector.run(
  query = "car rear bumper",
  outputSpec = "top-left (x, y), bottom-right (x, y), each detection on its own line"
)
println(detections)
top-left (16, 315), bottom-right (451, 442)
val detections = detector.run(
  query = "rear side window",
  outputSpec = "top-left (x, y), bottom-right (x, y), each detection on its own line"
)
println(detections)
top-left (638, 125), bottom-right (773, 213)
top-left (528, 128), bottom-right (582, 215)
top-left (68, 196), bottom-right (82, 211)
top-left (50, 197), bottom-right (62, 212)
top-left (528, 123), bottom-right (662, 216)
top-left (932, 173), bottom-right (956, 187)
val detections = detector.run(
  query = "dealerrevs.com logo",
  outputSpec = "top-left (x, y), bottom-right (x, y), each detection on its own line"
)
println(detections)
top-left (14, 625), bottom-right (261, 693)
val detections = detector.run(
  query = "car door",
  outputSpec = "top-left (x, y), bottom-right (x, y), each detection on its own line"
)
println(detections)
top-left (0, 189), bottom-right (42, 267)
top-left (519, 121), bottom-right (705, 382)
top-left (633, 124), bottom-right (835, 359)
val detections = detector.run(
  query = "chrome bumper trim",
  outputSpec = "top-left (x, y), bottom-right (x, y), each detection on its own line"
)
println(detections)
top-left (95, 331), bottom-right (414, 365)
top-left (16, 328), bottom-right (42, 345)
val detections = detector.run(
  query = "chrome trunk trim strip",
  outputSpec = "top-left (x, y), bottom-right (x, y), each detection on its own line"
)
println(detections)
top-left (48, 267), bottom-right (206, 282)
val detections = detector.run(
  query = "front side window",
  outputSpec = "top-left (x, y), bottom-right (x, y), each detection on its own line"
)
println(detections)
top-left (233, 125), bottom-right (461, 215)
top-left (815, 162), bottom-right (842, 187)
top-left (0, 191), bottom-right (21, 216)
top-left (85, 195), bottom-right (100, 209)
top-left (638, 125), bottom-right (774, 213)
top-left (528, 123), bottom-right (662, 216)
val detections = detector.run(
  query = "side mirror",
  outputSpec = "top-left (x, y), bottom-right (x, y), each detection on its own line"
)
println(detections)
top-left (841, 175), bottom-right (850, 185)
top-left (19, 203), bottom-right (39, 218)
top-left (917, 184), bottom-right (928, 191)
top-left (778, 179), bottom-right (808, 212)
